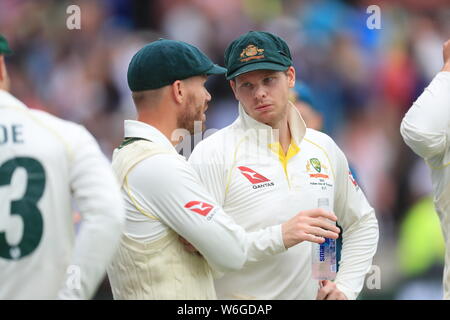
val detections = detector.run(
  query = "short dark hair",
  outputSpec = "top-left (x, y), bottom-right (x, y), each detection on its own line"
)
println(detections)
top-left (131, 88), bottom-right (163, 109)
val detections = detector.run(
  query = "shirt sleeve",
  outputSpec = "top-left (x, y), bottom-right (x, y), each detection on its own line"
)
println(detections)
top-left (333, 144), bottom-right (379, 300)
top-left (58, 125), bottom-right (125, 300)
top-left (126, 153), bottom-right (286, 273)
top-left (188, 138), bottom-right (228, 206)
top-left (400, 71), bottom-right (450, 159)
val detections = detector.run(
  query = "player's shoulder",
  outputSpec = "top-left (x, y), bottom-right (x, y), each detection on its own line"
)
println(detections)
top-left (30, 109), bottom-right (94, 143)
top-left (132, 151), bottom-right (195, 188)
top-left (303, 128), bottom-right (348, 166)
top-left (30, 109), bottom-right (85, 133)
top-left (304, 128), bottom-right (338, 149)
top-left (192, 125), bottom-right (234, 156)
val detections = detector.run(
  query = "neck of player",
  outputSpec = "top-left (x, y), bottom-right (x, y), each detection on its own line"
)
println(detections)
top-left (272, 114), bottom-right (291, 154)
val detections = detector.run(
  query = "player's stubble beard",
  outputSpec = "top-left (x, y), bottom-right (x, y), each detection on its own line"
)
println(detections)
top-left (177, 92), bottom-right (207, 135)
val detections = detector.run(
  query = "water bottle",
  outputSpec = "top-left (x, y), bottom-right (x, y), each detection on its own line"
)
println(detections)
top-left (311, 198), bottom-right (337, 280)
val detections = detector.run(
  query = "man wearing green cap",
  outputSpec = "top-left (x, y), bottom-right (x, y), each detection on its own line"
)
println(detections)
top-left (106, 38), bottom-right (341, 299)
top-left (189, 31), bottom-right (379, 300)
top-left (0, 35), bottom-right (125, 299)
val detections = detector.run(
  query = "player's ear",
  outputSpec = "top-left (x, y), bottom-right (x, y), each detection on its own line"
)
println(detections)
top-left (287, 66), bottom-right (296, 88)
top-left (171, 80), bottom-right (184, 104)
top-left (229, 80), bottom-right (238, 99)
top-left (0, 56), bottom-right (9, 91)
top-left (0, 56), bottom-right (5, 82)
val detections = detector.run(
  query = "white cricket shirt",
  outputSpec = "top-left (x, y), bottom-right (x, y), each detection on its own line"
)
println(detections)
top-left (0, 90), bottom-right (124, 299)
top-left (116, 120), bottom-right (287, 274)
top-left (189, 102), bottom-right (379, 299)
top-left (400, 71), bottom-right (450, 299)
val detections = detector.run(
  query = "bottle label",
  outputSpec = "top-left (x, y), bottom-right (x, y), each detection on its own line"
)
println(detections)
top-left (319, 238), bottom-right (336, 266)
top-left (320, 243), bottom-right (325, 261)
top-left (312, 197), bottom-right (337, 280)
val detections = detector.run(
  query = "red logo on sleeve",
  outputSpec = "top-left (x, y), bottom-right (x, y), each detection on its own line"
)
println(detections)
top-left (349, 170), bottom-right (359, 190)
top-left (184, 201), bottom-right (214, 216)
top-left (238, 166), bottom-right (270, 184)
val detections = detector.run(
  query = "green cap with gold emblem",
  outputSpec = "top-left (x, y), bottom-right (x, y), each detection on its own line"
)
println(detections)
top-left (127, 38), bottom-right (227, 91)
top-left (224, 31), bottom-right (292, 80)
top-left (0, 34), bottom-right (12, 55)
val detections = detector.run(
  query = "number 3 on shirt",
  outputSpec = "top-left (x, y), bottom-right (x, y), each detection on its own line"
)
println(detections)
top-left (0, 157), bottom-right (45, 260)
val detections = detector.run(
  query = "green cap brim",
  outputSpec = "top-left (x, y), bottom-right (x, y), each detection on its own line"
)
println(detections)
top-left (206, 64), bottom-right (227, 75)
top-left (0, 46), bottom-right (12, 55)
top-left (0, 36), bottom-right (12, 55)
top-left (226, 62), bottom-right (289, 80)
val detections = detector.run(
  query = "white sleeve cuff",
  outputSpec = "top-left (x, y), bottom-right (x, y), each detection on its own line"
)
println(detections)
top-left (335, 282), bottom-right (357, 300)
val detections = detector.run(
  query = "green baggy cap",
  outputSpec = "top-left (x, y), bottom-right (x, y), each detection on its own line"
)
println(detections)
top-left (0, 34), bottom-right (12, 55)
top-left (127, 39), bottom-right (227, 91)
top-left (224, 31), bottom-right (292, 80)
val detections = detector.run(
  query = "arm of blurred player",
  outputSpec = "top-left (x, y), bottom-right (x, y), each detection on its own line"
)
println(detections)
top-left (400, 39), bottom-right (450, 159)
top-left (126, 153), bottom-right (340, 273)
top-left (58, 125), bottom-right (124, 299)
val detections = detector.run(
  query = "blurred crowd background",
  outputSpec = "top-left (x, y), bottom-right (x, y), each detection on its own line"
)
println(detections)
top-left (1, 0), bottom-right (449, 299)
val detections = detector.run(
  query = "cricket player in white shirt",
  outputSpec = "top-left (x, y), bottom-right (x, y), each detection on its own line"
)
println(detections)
top-left (0, 35), bottom-right (125, 299)
top-left (400, 39), bottom-right (450, 300)
top-left (106, 39), bottom-right (341, 299)
top-left (189, 31), bottom-right (379, 300)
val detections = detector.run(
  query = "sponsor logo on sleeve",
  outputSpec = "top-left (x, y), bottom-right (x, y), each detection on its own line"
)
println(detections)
top-left (184, 201), bottom-right (214, 216)
top-left (349, 170), bottom-right (360, 191)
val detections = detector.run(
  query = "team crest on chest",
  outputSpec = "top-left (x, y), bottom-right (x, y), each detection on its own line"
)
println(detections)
top-left (306, 158), bottom-right (329, 179)
top-left (305, 157), bottom-right (333, 190)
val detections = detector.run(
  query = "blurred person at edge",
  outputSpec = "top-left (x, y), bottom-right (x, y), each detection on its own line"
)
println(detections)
top-left (400, 39), bottom-right (450, 300)
top-left (0, 35), bottom-right (125, 299)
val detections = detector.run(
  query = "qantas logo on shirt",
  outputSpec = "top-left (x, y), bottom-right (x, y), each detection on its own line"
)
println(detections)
top-left (184, 201), bottom-right (214, 216)
top-left (238, 166), bottom-right (274, 189)
top-left (238, 166), bottom-right (269, 184)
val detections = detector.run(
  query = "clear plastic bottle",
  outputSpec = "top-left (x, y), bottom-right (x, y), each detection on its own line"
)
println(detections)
top-left (311, 198), bottom-right (337, 280)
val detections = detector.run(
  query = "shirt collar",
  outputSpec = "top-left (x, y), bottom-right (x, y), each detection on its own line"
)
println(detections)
top-left (0, 89), bottom-right (29, 110)
top-left (124, 120), bottom-right (175, 151)
top-left (237, 101), bottom-right (307, 146)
